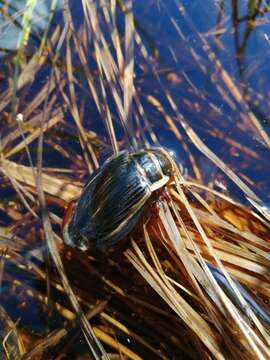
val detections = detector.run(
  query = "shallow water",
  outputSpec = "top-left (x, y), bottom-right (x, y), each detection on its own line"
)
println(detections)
top-left (0, 0), bottom-right (270, 358)
top-left (1, 1), bottom-right (269, 200)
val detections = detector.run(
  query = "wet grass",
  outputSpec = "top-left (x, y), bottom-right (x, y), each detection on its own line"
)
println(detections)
top-left (0, 0), bottom-right (270, 359)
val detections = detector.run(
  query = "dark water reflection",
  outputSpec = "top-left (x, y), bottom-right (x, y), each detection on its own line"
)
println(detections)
top-left (152, 1), bottom-right (270, 196)
top-left (1, 1), bottom-right (269, 193)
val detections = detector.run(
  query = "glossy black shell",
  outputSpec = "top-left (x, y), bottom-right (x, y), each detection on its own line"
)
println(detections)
top-left (63, 149), bottom-right (173, 250)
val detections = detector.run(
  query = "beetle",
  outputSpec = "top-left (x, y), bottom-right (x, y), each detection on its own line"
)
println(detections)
top-left (62, 149), bottom-right (270, 326)
top-left (62, 148), bottom-right (175, 250)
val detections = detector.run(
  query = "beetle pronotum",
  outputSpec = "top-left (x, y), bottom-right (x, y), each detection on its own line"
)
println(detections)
top-left (62, 148), bottom-right (176, 250)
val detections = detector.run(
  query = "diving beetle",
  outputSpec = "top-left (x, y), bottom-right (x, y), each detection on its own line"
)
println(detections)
top-left (61, 149), bottom-right (270, 325)
top-left (62, 148), bottom-right (175, 250)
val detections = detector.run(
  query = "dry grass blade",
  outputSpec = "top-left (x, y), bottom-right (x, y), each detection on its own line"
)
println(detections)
top-left (35, 25), bottom-right (108, 357)
top-left (136, 204), bottom-right (270, 358)
top-left (0, 249), bottom-right (7, 292)
top-left (64, 13), bottom-right (97, 173)
top-left (38, 206), bottom-right (107, 359)
top-left (147, 95), bottom-right (202, 181)
top-left (247, 197), bottom-right (270, 223)
top-left (0, 304), bottom-right (25, 359)
top-left (176, 119), bottom-right (261, 202)
top-left (170, 189), bottom-right (270, 251)
top-left (66, 14), bottom-right (119, 156)
top-left (153, 67), bottom-right (261, 204)
top-left (21, 328), bottom-right (67, 360)
top-left (18, 25), bottom-right (61, 89)
top-left (81, 0), bottom-right (121, 154)
top-left (1, 166), bottom-right (38, 218)
top-left (123, 0), bottom-right (135, 142)
top-left (35, 104), bottom-right (108, 359)
top-left (4, 111), bottom-right (64, 159)
top-left (108, 0), bottom-right (124, 70)
top-left (0, 159), bottom-right (81, 202)
top-left (175, 0), bottom-right (270, 149)
top-left (126, 239), bottom-right (225, 360)
top-left (174, 177), bottom-right (270, 346)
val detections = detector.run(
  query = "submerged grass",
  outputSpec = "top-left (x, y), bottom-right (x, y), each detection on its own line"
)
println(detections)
top-left (0, 0), bottom-right (270, 359)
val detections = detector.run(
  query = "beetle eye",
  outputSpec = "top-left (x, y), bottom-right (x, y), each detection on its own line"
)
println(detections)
top-left (62, 201), bottom-right (76, 230)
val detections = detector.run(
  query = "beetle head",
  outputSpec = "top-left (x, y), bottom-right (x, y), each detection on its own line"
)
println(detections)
top-left (147, 148), bottom-right (174, 177)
